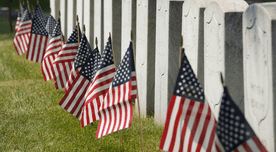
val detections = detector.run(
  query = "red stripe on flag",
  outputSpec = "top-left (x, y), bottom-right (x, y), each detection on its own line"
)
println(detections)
top-left (252, 136), bottom-right (267, 152)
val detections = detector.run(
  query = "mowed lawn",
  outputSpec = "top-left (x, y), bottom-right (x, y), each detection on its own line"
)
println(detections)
top-left (0, 32), bottom-right (164, 151)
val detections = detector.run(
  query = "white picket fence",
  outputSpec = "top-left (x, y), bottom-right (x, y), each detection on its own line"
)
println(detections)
top-left (50, 0), bottom-right (276, 151)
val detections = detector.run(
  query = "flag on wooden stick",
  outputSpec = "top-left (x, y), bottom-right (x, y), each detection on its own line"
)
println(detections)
top-left (13, 9), bottom-right (32, 55)
top-left (96, 41), bottom-right (137, 139)
top-left (52, 25), bottom-right (81, 89)
top-left (215, 86), bottom-right (267, 152)
top-left (41, 18), bottom-right (64, 81)
top-left (159, 49), bottom-right (217, 152)
top-left (45, 14), bottom-right (56, 37)
top-left (26, 5), bottom-right (49, 63)
top-left (81, 36), bottom-right (116, 128)
top-left (15, 11), bottom-right (21, 32)
top-left (59, 34), bottom-right (100, 120)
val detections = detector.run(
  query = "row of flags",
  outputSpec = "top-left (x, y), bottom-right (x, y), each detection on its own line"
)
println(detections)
top-left (12, 4), bottom-right (267, 152)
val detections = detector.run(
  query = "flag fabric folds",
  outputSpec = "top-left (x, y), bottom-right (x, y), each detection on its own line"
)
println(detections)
top-left (15, 11), bottom-right (21, 32)
top-left (26, 5), bottom-right (49, 63)
top-left (52, 25), bottom-right (81, 89)
top-left (215, 87), bottom-right (267, 152)
top-left (41, 18), bottom-right (64, 81)
top-left (59, 35), bottom-right (101, 121)
top-left (81, 36), bottom-right (116, 128)
top-left (159, 49), bottom-right (217, 152)
top-left (96, 41), bottom-right (137, 139)
top-left (35, 4), bottom-right (47, 27)
top-left (45, 15), bottom-right (57, 37)
top-left (13, 9), bottom-right (32, 56)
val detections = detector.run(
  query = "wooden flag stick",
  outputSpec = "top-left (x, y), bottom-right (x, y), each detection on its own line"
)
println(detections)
top-left (19, 0), bottom-right (23, 17)
top-left (77, 15), bottom-right (80, 46)
top-left (179, 35), bottom-right (183, 68)
top-left (95, 37), bottom-right (98, 47)
top-left (31, 5), bottom-right (34, 14)
top-left (27, 0), bottom-right (30, 12)
top-left (108, 32), bottom-right (122, 145)
top-left (220, 72), bottom-right (225, 87)
top-left (83, 24), bottom-right (86, 35)
top-left (131, 30), bottom-right (144, 152)
top-left (37, 0), bottom-right (39, 4)
top-left (59, 11), bottom-right (63, 47)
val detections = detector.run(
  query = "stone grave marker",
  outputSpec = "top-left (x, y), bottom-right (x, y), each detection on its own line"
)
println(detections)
top-left (155, 0), bottom-right (183, 124)
top-left (60, 0), bottom-right (67, 39)
top-left (204, 0), bottom-right (248, 118)
top-left (182, 0), bottom-right (214, 88)
top-left (93, 0), bottom-right (103, 51)
top-left (103, 0), bottom-right (121, 67)
top-left (243, 3), bottom-right (276, 151)
top-left (76, 0), bottom-right (84, 32)
top-left (67, 0), bottom-right (76, 38)
top-left (50, 0), bottom-right (60, 20)
top-left (83, 0), bottom-right (94, 46)
top-left (136, 0), bottom-right (156, 117)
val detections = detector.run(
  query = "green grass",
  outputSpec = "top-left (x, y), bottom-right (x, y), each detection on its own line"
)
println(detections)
top-left (0, 33), bottom-right (164, 151)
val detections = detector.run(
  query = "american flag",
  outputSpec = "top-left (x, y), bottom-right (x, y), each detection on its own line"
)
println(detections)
top-left (52, 25), bottom-right (81, 89)
top-left (45, 15), bottom-right (56, 37)
top-left (41, 18), bottom-right (64, 81)
top-left (35, 4), bottom-right (47, 27)
top-left (15, 11), bottom-right (21, 32)
top-left (82, 36), bottom-right (116, 128)
top-left (26, 5), bottom-right (49, 63)
top-left (64, 34), bottom-right (92, 92)
top-left (159, 49), bottom-right (217, 152)
top-left (96, 41), bottom-right (137, 139)
top-left (13, 9), bottom-right (32, 56)
top-left (59, 34), bottom-right (101, 120)
top-left (215, 87), bottom-right (267, 152)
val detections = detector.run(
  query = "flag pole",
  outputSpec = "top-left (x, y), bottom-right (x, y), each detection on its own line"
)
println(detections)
top-left (77, 15), bottom-right (80, 46)
top-left (37, 0), bottom-right (39, 4)
top-left (83, 24), bottom-right (86, 35)
top-left (220, 72), bottom-right (225, 87)
top-left (108, 32), bottom-right (122, 145)
top-left (27, 0), bottom-right (30, 12)
top-left (130, 30), bottom-right (144, 152)
top-left (179, 35), bottom-right (183, 68)
top-left (19, 0), bottom-right (23, 17)
top-left (59, 11), bottom-right (63, 47)
top-left (95, 37), bottom-right (98, 47)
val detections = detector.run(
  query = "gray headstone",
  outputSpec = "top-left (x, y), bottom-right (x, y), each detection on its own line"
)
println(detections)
top-left (136, 0), bottom-right (156, 117)
top-left (155, 0), bottom-right (183, 124)
top-left (60, 0), bottom-right (67, 39)
top-left (204, 0), bottom-right (248, 118)
top-left (243, 3), bottom-right (276, 151)
top-left (182, 0), bottom-right (214, 88)
top-left (67, 0), bottom-right (76, 38)
top-left (103, 0), bottom-right (121, 67)
top-left (83, 0), bottom-right (94, 46)
top-left (76, 0), bottom-right (84, 32)
top-left (94, 0), bottom-right (103, 51)
top-left (50, 0), bottom-right (60, 20)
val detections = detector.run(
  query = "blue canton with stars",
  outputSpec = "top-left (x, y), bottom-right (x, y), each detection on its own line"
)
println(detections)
top-left (46, 15), bottom-right (56, 36)
top-left (66, 25), bottom-right (81, 44)
top-left (79, 47), bottom-right (101, 82)
top-left (74, 34), bottom-right (92, 69)
top-left (216, 87), bottom-right (255, 152)
top-left (35, 4), bottom-right (47, 27)
top-left (97, 36), bottom-right (114, 70)
top-left (21, 10), bottom-right (31, 22)
top-left (173, 48), bottom-right (204, 102)
top-left (51, 18), bottom-right (64, 39)
top-left (31, 8), bottom-right (48, 36)
top-left (112, 42), bottom-right (135, 87)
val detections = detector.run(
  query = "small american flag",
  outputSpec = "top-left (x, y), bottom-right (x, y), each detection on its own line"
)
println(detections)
top-left (13, 9), bottom-right (32, 56)
top-left (45, 15), bottom-right (56, 37)
top-left (59, 34), bottom-right (100, 121)
top-left (41, 18), bottom-right (64, 81)
top-left (215, 87), bottom-right (267, 152)
top-left (159, 49), bottom-right (217, 152)
top-left (35, 4), bottom-right (47, 27)
top-left (26, 5), bottom-right (49, 63)
top-left (52, 25), bottom-right (81, 89)
top-left (96, 41), bottom-right (137, 139)
top-left (82, 36), bottom-right (116, 128)
top-left (15, 11), bottom-right (21, 32)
